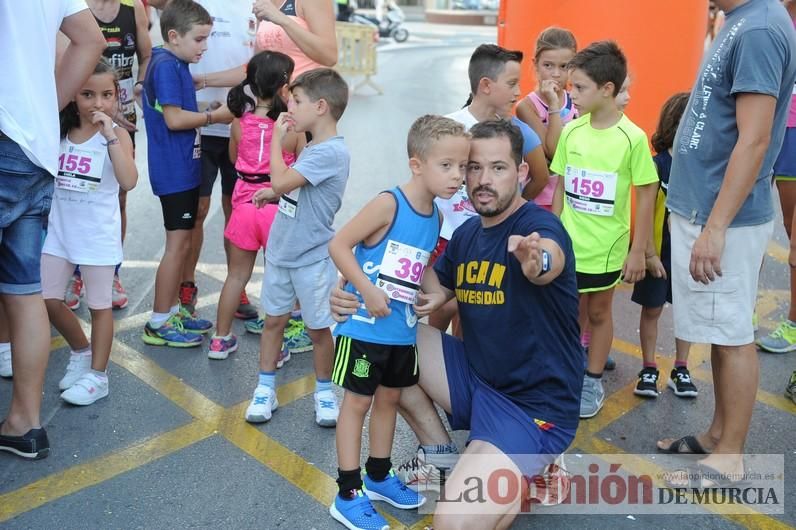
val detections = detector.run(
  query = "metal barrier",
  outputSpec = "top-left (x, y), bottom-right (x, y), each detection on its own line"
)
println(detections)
top-left (335, 22), bottom-right (383, 95)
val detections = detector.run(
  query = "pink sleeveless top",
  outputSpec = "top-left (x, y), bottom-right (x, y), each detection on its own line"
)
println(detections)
top-left (256, 0), bottom-right (324, 78)
top-left (232, 112), bottom-right (297, 208)
top-left (527, 90), bottom-right (579, 206)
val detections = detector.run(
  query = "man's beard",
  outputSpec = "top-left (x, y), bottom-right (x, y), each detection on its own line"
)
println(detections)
top-left (470, 185), bottom-right (517, 218)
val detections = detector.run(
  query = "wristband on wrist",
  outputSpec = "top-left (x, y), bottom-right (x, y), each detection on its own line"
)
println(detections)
top-left (105, 137), bottom-right (120, 147)
top-left (537, 249), bottom-right (552, 277)
top-left (205, 110), bottom-right (212, 126)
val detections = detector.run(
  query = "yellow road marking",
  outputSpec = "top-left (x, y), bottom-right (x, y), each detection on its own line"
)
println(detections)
top-left (409, 516), bottom-right (434, 529)
top-left (112, 340), bottom-right (226, 422)
top-left (218, 403), bottom-right (409, 529)
top-left (0, 421), bottom-right (214, 523)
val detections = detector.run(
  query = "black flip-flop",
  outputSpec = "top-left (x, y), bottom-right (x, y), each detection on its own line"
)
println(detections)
top-left (666, 463), bottom-right (751, 489)
top-left (657, 435), bottom-right (709, 454)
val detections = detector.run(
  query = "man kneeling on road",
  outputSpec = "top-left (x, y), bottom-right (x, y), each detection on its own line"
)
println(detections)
top-left (331, 120), bottom-right (583, 529)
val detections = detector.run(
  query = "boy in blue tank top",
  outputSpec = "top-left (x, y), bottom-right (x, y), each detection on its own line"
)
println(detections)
top-left (327, 115), bottom-right (470, 530)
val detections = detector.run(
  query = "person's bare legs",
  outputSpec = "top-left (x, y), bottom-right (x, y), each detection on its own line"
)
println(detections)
top-left (433, 440), bottom-right (522, 530)
top-left (0, 302), bottom-right (9, 342)
top-left (260, 313), bottom-right (290, 372)
top-left (221, 194), bottom-right (232, 267)
top-left (215, 245), bottom-right (257, 336)
top-left (639, 305), bottom-right (663, 365)
top-left (657, 343), bottom-right (722, 453)
top-left (336, 391), bottom-right (372, 470)
top-left (585, 288), bottom-right (615, 374)
top-left (397, 324), bottom-right (453, 445)
top-left (88, 308), bottom-right (113, 372)
top-left (154, 229), bottom-right (192, 313)
top-left (697, 343), bottom-right (757, 476)
top-left (369, 386), bottom-right (401, 459)
top-left (182, 196), bottom-right (211, 285)
top-left (306, 327), bottom-right (334, 381)
top-left (44, 298), bottom-right (90, 351)
top-left (0, 294), bottom-right (49, 435)
top-left (674, 338), bottom-right (692, 364)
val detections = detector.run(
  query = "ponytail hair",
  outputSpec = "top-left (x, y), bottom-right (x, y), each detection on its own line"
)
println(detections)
top-left (227, 51), bottom-right (295, 119)
top-left (60, 58), bottom-right (120, 138)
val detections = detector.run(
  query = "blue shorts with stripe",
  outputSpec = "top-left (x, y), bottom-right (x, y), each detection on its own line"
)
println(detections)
top-left (441, 333), bottom-right (576, 478)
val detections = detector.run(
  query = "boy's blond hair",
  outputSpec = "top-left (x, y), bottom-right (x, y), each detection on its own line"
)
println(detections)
top-left (407, 115), bottom-right (469, 160)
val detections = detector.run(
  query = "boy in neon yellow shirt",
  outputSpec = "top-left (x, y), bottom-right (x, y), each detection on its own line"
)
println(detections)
top-left (552, 40), bottom-right (658, 419)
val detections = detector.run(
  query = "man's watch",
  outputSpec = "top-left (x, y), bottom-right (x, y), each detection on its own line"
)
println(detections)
top-left (537, 249), bottom-right (552, 277)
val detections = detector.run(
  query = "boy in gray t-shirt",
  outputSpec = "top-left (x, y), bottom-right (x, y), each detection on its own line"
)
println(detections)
top-left (247, 69), bottom-right (350, 427)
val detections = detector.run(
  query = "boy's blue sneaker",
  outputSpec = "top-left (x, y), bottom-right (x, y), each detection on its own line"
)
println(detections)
top-left (178, 305), bottom-right (213, 334)
top-left (284, 318), bottom-right (313, 353)
top-left (142, 315), bottom-right (203, 348)
top-left (329, 490), bottom-right (389, 530)
top-left (363, 470), bottom-right (426, 509)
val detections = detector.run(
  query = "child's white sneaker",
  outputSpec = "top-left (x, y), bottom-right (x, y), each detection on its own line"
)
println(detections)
top-left (61, 372), bottom-right (108, 406)
top-left (58, 351), bottom-right (92, 390)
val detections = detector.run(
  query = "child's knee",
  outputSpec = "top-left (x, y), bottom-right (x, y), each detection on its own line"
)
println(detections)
top-left (344, 391), bottom-right (373, 415)
top-left (641, 305), bottom-right (664, 320)
top-left (374, 386), bottom-right (401, 407)
top-left (264, 313), bottom-right (290, 332)
top-left (306, 326), bottom-right (331, 343)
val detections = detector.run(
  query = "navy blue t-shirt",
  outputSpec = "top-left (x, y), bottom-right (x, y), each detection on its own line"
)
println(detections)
top-left (434, 201), bottom-right (582, 430)
top-left (142, 47), bottom-right (201, 196)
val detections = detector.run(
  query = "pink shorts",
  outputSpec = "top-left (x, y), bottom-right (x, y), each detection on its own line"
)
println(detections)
top-left (41, 253), bottom-right (114, 309)
top-left (224, 202), bottom-right (278, 251)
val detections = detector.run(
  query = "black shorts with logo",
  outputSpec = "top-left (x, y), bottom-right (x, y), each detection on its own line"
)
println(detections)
top-left (332, 336), bottom-right (419, 396)
top-left (159, 186), bottom-right (200, 231)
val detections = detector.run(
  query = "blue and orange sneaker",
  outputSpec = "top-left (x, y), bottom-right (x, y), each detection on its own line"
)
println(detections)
top-left (142, 315), bottom-right (203, 348)
top-left (329, 490), bottom-right (389, 530)
top-left (363, 470), bottom-right (426, 509)
top-left (177, 305), bottom-right (213, 334)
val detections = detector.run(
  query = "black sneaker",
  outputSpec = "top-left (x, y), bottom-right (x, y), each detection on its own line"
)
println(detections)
top-left (668, 367), bottom-right (698, 398)
top-left (0, 424), bottom-right (50, 459)
top-left (633, 367), bottom-right (659, 397)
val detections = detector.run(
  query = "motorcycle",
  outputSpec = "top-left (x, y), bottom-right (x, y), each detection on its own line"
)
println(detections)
top-left (347, 4), bottom-right (410, 43)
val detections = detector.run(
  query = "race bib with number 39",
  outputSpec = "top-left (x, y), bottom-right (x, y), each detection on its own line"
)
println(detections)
top-left (375, 240), bottom-right (430, 305)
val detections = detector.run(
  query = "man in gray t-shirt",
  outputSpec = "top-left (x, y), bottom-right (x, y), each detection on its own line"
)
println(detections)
top-left (660, 0), bottom-right (796, 484)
